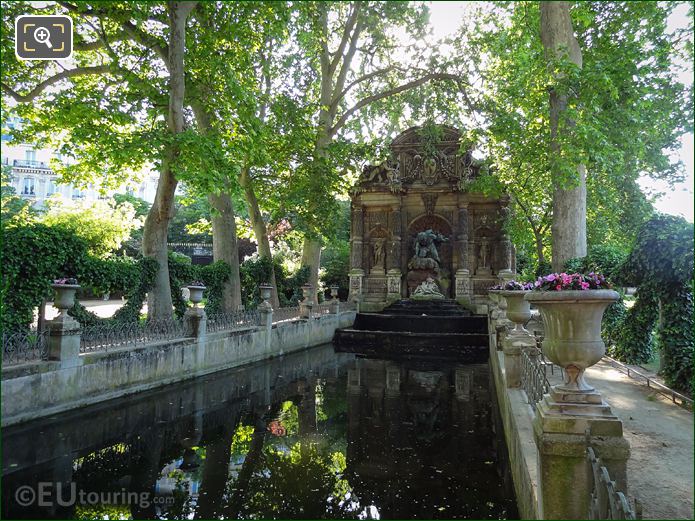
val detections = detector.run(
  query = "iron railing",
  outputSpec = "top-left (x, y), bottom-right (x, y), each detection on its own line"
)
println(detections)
top-left (520, 347), bottom-right (550, 408)
top-left (602, 356), bottom-right (693, 410)
top-left (206, 310), bottom-right (259, 333)
top-left (587, 446), bottom-right (641, 519)
top-left (273, 306), bottom-right (301, 324)
top-left (2, 329), bottom-right (49, 365)
top-left (80, 318), bottom-right (185, 353)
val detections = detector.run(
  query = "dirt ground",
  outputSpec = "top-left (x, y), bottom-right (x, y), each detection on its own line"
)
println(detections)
top-left (586, 361), bottom-right (694, 520)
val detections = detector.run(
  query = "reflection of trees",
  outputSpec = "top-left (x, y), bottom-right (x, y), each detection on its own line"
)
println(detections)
top-left (228, 442), bottom-right (357, 520)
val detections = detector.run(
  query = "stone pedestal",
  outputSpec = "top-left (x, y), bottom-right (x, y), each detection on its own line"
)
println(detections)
top-left (386, 269), bottom-right (402, 301)
top-left (184, 307), bottom-right (207, 338)
top-left (455, 268), bottom-right (471, 305)
top-left (349, 269), bottom-right (364, 303)
top-left (47, 314), bottom-right (82, 368)
top-left (501, 331), bottom-right (536, 388)
top-left (534, 390), bottom-right (630, 520)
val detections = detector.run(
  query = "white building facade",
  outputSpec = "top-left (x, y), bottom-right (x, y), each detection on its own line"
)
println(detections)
top-left (2, 118), bottom-right (159, 207)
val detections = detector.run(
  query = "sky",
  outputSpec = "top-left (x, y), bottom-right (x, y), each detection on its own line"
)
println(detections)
top-left (427, 1), bottom-right (694, 223)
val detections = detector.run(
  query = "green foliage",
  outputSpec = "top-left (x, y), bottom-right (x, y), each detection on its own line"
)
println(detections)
top-left (1, 223), bottom-right (89, 330)
top-left (612, 293), bottom-right (658, 365)
top-left (563, 244), bottom-right (629, 283)
top-left (41, 197), bottom-right (144, 258)
top-left (453, 1), bottom-right (691, 266)
top-left (613, 215), bottom-right (694, 392)
top-left (658, 288), bottom-right (694, 393)
top-left (198, 261), bottom-right (233, 314)
top-left (111, 257), bottom-right (159, 323)
top-left (167, 252), bottom-right (197, 319)
top-left (320, 241), bottom-right (349, 300)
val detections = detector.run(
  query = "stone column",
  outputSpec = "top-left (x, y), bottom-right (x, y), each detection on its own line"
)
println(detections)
top-left (47, 287), bottom-right (82, 368)
top-left (184, 307), bottom-right (207, 338)
top-left (386, 206), bottom-right (402, 301)
top-left (329, 285), bottom-right (340, 314)
top-left (455, 205), bottom-right (471, 305)
top-left (258, 283), bottom-right (273, 349)
top-left (501, 329), bottom-right (536, 388)
top-left (534, 390), bottom-right (630, 519)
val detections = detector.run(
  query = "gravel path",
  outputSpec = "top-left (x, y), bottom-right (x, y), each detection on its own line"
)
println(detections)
top-left (586, 361), bottom-right (694, 520)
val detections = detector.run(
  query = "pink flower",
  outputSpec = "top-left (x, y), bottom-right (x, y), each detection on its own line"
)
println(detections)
top-left (555, 284), bottom-right (562, 291)
top-left (580, 281), bottom-right (590, 290)
top-left (546, 274), bottom-right (556, 282)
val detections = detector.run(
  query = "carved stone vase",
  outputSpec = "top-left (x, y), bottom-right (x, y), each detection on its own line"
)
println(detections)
top-left (525, 290), bottom-right (619, 392)
top-left (499, 290), bottom-right (531, 335)
top-left (187, 285), bottom-right (206, 306)
top-left (51, 284), bottom-right (81, 316)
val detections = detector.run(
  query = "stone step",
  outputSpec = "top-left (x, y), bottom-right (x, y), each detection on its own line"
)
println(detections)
top-left (333, 329), bottom-right (489, 362)
top-left (354, 313), bottom-right (487, 334)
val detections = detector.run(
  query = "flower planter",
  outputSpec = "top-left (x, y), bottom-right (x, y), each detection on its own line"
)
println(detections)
top-left (525, 289), bottom-right (619, 392)
top-left (51, 284), bottom-right (81, 316)
top-left (499, 290), bottom-right (531, 334)
top-left (187, 285), bottom-right (206, 306)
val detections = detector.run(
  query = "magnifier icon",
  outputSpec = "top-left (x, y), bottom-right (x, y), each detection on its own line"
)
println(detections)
top-left (33, 26), bottom-right (52, 49)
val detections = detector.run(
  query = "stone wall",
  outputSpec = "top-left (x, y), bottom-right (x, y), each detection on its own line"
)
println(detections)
top-left (489, 337), bottom-right (541, 519)
top-left (1, 312), bottom-right (355, 427)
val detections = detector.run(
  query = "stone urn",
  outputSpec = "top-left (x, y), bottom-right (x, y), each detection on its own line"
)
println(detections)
top-left (187, 285), bottom-right (206, 306)
top-left (51, 283), bottom-right (81, 316)
top-left (525, 290), bottom-right (619, 392)
top-left (330, 285), bottom-right (339, 300)
top-left (259, 283), bottom-right (272, 302)
top-left (499, 290), bottom-right (531, 335)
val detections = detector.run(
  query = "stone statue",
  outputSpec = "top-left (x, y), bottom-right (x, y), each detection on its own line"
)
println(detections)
top-left (372, 238), bottom-right (385, 268)
top-left (479, 238), bottom-right (491, 268)
top-left (412, 276), bottom-right (444, 298)
top-left (408, 229), bottom-right (448, 271)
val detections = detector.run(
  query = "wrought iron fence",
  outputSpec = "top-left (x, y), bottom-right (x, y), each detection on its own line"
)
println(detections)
top-left (206, 310), bottom-right (259, 333)
top-left (273, 306), bottom-right (301, 324)
top-left (2, 329), bottom-right (49, 365)
top-left (520, 347), bottom-right (551, 408)
top-left (587, 446), bottom-right (641, 519)
top-left (81, 318), bottom-right (185, 353)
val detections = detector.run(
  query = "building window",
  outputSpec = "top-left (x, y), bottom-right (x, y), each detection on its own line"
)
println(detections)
top-left (22, 177), bottom-right (35, 196)
top-left (25, 149), bottom-right (36, 162)
top-left (46, 180), bottom-right (57, 196)
top-left (72, 187), bottom-right (84, 199)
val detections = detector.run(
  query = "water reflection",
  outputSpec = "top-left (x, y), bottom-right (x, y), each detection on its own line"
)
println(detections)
top-left (2, 344), bottom-right (517, 520)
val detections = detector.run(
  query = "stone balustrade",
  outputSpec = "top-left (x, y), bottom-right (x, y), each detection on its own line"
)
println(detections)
top-left (487, 290), bottom-right (634, 520)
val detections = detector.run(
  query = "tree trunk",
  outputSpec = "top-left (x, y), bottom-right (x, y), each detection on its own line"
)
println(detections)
top-left (142, 1), bottom-right (196, 320)
top-left (208, 190), bottom-right (242, 311)
top-left (540, 1), bottom-right (587, 271)
top-left (240, 166), bottom-right (281, 308)
top-left (301, 239), bottom-right (322, 301)
top-left (190, 100), bottom-right (243, 313)
top-left (143, 158), bottom-right (177, 320)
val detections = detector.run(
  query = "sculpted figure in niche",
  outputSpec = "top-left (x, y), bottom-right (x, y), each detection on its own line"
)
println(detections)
top-left (372, 238), bottom-right (386, 269)
top-left (408, 229), bottom-right (448, 271)
top-left (479, 238), bottom-right (491, 268)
